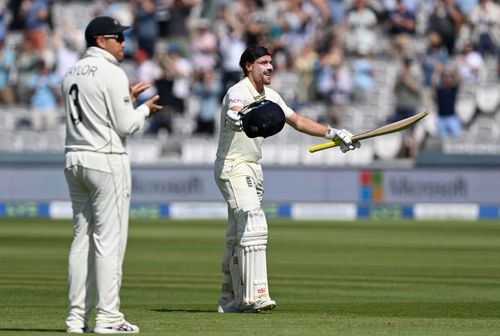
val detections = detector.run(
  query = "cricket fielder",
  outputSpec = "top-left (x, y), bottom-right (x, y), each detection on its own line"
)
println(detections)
top-left (62, 16), bottom-right (161, 333)
top-left (215, 46), bottom-right (360, 313)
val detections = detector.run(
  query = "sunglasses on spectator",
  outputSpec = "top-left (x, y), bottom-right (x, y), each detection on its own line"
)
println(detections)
top-left (100, 33), bottom-right (125, 43)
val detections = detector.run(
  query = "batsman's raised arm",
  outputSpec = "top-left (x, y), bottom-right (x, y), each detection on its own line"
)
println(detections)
top-left (286, 112), bottom-right (327, 137)
top-left (287, 111), bottom-right (361, 153)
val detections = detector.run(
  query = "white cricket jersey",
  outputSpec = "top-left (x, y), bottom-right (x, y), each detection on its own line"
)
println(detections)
top-left (63, 47), bottom-right (149, 155)
top-left (216, 77), bottom-right (294, 163)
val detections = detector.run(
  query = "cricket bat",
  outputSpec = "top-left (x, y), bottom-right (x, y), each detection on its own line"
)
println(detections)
top-left (308, 111), bottom-right (429, 153)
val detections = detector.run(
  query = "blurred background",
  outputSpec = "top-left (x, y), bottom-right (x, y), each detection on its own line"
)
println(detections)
top-left (0, 0), bottom-right (499, 220)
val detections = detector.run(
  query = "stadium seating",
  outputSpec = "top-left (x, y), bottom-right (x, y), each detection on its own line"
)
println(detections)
top-left (1, 0), bottom-right (498, 167)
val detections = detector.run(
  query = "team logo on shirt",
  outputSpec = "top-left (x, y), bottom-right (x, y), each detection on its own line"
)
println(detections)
top-left (246, 176), bottom-right (255, 188)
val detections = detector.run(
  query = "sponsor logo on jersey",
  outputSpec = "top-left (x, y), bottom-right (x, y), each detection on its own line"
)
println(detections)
top-left (123, 96), bottom-right (131, 104)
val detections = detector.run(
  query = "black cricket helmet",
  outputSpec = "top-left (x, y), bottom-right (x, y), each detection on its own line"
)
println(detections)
top-left (240, 99), bottom-right (286, 138)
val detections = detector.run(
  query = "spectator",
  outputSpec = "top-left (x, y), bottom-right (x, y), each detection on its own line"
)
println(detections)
top-left (270, 48), bottom-right (300, 107)
top-left (8, 0), bottom-right (25, 31)
top-left (0, 40), bottom-right (16, 106)
top-left (27, 59), bottom-right (60, 131)
top-left (95, 0), bottom-right (135, 58)
top-left (384, 0), bottom-right (417, 57)
top-left (193, 68), bottom-right (221, 136)
top-left (382, 0), bottom-right (419, 14)
top-left (388, 57), bottom-right (422, 157)
top-left (455, 0), bottom-right (478, 17)
top-left (351, 49), bottom-right (375, 102)
top-left (94, 0), bottom-right (122, 18)
top-left (277, 0), bottom-right (311, 56)
top-left (426, 0), bottom-right (463, 55)
top-left (149, 62), bottom-right (175, 134)
top-left (420, 32), bottom-right (450, 112)
top-left (148, 44), bottom-right (192, 134)
top-left (15, 39), bottom-right (41, 105)
top-left (345, 0), bottom-right (378, 56)
top-left (316, 50), bottom-right (337, 102)
top-left (218, 26), bottom-right (246, 101)
top-left (315, 48), bottom-right (353, 124)
top-left (329, 56), bottom-right (353, 124)
top-left (133, 48), bottom-right (161, 106)
top-left (432, 62), bottom-right (463, 138)
top-left (53, 28), bottom-right (81, 82)
top-left (19, 0), bottom-right (51, 51)
top-left (293, 41), bottom-right (319, 104)
top-left (190, 18), bottom-right (218, 76)
top-left (235, 0), bottom-right (269, 46)
top-left (164, 44), bottom-right (192, 114)
top-left (468, 0), bottom-right (500, 57)
top-left (213, 3), bottom-right (243, 40)
top-left (455, 41), bottom-right (484, 83)
top-left (0, 3), bottom-right (8, 42)
top-left (328, 0), bottom-right (346, 26)
top-left (132, 0), bottom-right (158, 59)
top-left (161, 0), bottom-right (198, 55)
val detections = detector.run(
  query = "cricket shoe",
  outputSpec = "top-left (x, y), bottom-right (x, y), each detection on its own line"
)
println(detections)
top-left (66, 326), bottom-right (90, 333)
top-left (251, 299), bottom-right (277, 312)
top-left (94, 321), bottom-right (139, 334)
top-left (217, 304), bottom-right (242, 313)
top-left (217, 298), bottom-right (241, 313)
top-left (217, 302), bottom-right (259, 314)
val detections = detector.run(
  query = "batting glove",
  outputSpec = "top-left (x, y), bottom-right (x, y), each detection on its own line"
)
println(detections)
top-left (325, 127), bottom-right (361, 153)
top-left (226, 110), bottom-right (243, 132)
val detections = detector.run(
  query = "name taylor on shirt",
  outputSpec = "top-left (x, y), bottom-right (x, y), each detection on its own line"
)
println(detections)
top-left (67, 64), bottom-right (98, 77)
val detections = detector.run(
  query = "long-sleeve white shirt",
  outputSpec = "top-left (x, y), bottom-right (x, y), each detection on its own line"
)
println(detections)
top-left (63, 47), bottom-right (149, 155)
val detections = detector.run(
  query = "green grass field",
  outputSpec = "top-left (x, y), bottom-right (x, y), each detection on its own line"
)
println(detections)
top-left (2, 218), bottom-right (500, 335)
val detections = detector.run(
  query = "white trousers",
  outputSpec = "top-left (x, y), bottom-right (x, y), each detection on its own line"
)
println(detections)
top-left (214, 159), bottom-right (271, 307)
top-left (64, 153), bottom-right (131, 329)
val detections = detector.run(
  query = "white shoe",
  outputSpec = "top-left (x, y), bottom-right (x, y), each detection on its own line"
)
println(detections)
top-left (66, 326), bottom-right (90, 333)
top-left (94, 321), bottom-right (139, 334)
top-left (219, 299), bottom-right (277, 313)
top-left (217, 304), bottom-right (242, 313)
top-left (252, 299), bottom-right (277, 312)
top-left (217, 298), bottom-right (241, 313)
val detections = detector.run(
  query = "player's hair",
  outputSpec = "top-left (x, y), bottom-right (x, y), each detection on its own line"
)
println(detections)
top-left (239, 46), bottom-right (271, 76)
top-left (87, 38), bottom-right (98, 48)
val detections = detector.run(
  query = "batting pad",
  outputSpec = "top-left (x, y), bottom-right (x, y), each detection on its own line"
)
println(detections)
top-left (239, 244), bottom-right (270, 306)
top-left (237, 209), bottom-right (268, 247)
top-left (233, 209), bottom-right (271, 306)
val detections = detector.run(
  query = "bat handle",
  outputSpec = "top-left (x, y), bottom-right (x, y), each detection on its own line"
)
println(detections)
top-left (308, 140), bottom-right (343, 153)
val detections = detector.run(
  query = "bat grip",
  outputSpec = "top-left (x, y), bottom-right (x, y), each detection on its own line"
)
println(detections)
top-left (308, 140), bottom-right (343, 153)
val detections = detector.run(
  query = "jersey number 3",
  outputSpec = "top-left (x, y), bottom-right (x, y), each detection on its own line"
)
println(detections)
top-left (69, 84), bottom-right (83, 125)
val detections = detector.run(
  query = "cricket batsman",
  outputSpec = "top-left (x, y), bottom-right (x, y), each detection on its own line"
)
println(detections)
top-left (214, 45), bottom-right (360, 313)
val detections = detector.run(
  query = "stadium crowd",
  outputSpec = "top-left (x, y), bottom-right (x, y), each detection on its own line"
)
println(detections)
top-left (0, 0), bottom-right (499, 161)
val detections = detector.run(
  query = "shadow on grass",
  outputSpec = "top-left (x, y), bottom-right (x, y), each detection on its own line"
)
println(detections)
top-left (0, 328), bottom-right (65, 333)
top-left (151, 308), bottom-right (215, 313)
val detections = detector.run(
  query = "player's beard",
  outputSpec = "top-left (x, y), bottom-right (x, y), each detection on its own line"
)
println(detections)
top-left (262, 70), bottom-right (272, 85)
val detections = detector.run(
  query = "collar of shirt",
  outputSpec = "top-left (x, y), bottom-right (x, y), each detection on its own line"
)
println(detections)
top-left (84, 47), bottom-right (119, 65)
top-left (243, 77), bottom-right (266, 101)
